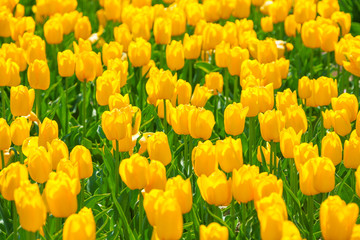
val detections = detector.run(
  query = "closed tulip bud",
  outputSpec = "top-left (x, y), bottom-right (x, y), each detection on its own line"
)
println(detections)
top-left (0, 58), bottom-right (10, 87)
top-left (128, 38), bottom-right (151, 67)
top-left (27, 146), bottom-right (52, 183)
top-left (276, 58), bottom-right (289, 80)
top-left (204, 72), bottom-right (223, 95)
top-left (155, 195), bottom-right (184, 240)
top-left (253, 172), bottom-right (283, 201)
top-left (0, 162), bottom-right (29, 201)
top-left (44, 18), bottom-right (63, 44)
top-left (185, 3), bottom-right (204, 26)
top-left (74, 16), bottom-right (92, 41)
top-left (259, 84), bottom-right (275, 113)
top-left (294, 143), bottom-right (319, 170)
top-left (132, 14), bottom-right (151, 41)
top-left (227, 46), bottom-right (249, 76)
top-left (114, 24), bottom-right (132, 52)
top-left (166, 176), bottom-right (192, 214)
top-left (119, 153), bottom-right (149, 190)
top-left (70, 146), bottom-right (93, 179)
top-left (257, 142), bottom-right (280, 166)
top-left (314, 157), bottom-right (336, 193)
top-left (285, 15), bottom-right (300, 37)
top-left (261, 16), bottom-right (273, 33)
top-left (331, 11), bottom-right (351, 36)
top-left (61, 11), bottom-right (81, 35)
top-left (96, 75), bottom-right (119, 106)
top-left (357, 112), bottom-right (360, 137)
top-left (262, 62), bottom-right (282, 89)
top-left (192, 140), bottom-right (217, 177)
top-left (215, 41), bottom-right (230, 68)
top-left (321, 132), bottom-right (342, 166)
top-left (63, 207), bottom-right (96, 240)
top-left (257, 39), bottom-right (278, 64)
top-left (320, 24), bottom-right (340, 52)
top-left (168, 8), bottom-right (186, 37)
top-left (102, 41), bottom-right (123, 66)
top-left (188, 107), bottom-right (215, 140)
top-left (284, 105), bottom-right (308, 134)
top-left (332, 109), bottom-right (352, 137)
top-left (294, 0), bottom-right (316, 24)
top-left (197, 169), bottom-right (232, 206)
top-left (320, 195), bottom-right (359, 240)
top-left (25, 36), bottom-right (46, 64)
top-left (280, 127), bottom-right (302, 159)
top-left (58, 50), bottom-right (75, 77)
top-left (147, 132), bottom-right (172, 166)
top-left (171, 80), bottom-right (192, 106)
top-left (318, 0), bottom-right (339, 18)
top-left (166, 40), bottom-right (185, 71)
top-left (154, 17), bottom-right (171, 45)
top-left (109, 93), bottom-right (130, 110)
top-left (0, 118), bottom-right (11, 151)
top-left (107, 60), bottom-right (128, 87)
top-left (269, 0), bottom-right (289, 23)
top-left (344, 131), bottom-right (360, 169)
top-left (356, 167), bottom-right (360, 198)
top-left (232, 164), bottom-right (259, 203)
top-left (27, 59), bottom-right (50, 90)
top-left (48, 139), bottom-right (69, 170)
top-left (203, 0), bottom-right (221, 22)
top-left (258, 110), bottom-right (286, 142)
top-left (76, 51), bottom-right (100, 82)
top-left (7, 59), bottom-right (20, 87)
top-left (276, 89), bottom-right (297, 113)
top-left (73, 38), bottom-right (92, 54)
top-left (10, 17), bottom-right (35, 42)
top-left (315, 76), bottom-right (338, 107)
top-left (39, 118), bottom-right (58, 149)
top-left (143, 189), bottom-right (165, 226)
top-left (104, 0), bottom-right (121, 21)
top-left (202, 23), bottom-right (223, 51)
top-left (183, 33), bottom-right (202, 60)
top-left (301, 20), bottom-right (321, 49)
top-left (10, 117), bottom-right (31, 146)
top-left (233, 0), bottom-right (251, 18)
top-left (145, 160), bottom-right (166, 193)
top-left (112, 123), bottom-right (136, 153)
top-left (224, 102), bottom-right (248, 136)
top-left (14, 182), bottom-right (46, 232)
top-left (0, 11), bottom-right (12, 37)
top-left (298, 76), bottom-right (312, 99)
top-left (331, 93), bottom-right (358, 122)
top-left (101, 108), bottom-right (132, 141)
top-left (156, 100), bottom-right (171, 120)
top-left (190, 84), bottom-right (212, 107)
top-left (200, 222), bottom-right (229, 240)
top-left (216, 137), bottom-right (243, 173)
top-left (240, 86), bottom-right (259, 117)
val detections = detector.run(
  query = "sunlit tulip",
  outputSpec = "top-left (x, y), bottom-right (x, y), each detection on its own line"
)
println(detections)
top-left (63, 207), bottom-right (96, 240)
top-left (75, 51), bottom-right (100, 82)
top-left (188, 107), bottom-right (215, 140)
top-left (38, 118), bottom-right (58, 149)
top-left (147, 132), bottom-right (172, 166)
top-left (301, 20), bottom-right (321, 49)
top-left (166, 176), bottom-right (192, 214)
top-left (258, 109), bottom-right (286, 142)
top-left (27, 59), bottom-right (50, 90)
top-left (200, 222), bottom-right (229, 240)
top-left (58, 50), bottom-right (75, 77)
top-left (166, 40), bottom-right (185, 71)
top-left (101, 108), bottom-right (132, 141)
top-left (192, 141), bottom-right (217, 177)
top-left (0, 162), bottom-right (29, 201)
top-left (74, 16), bottom-right (92, 41)
top-left (284, 15), bottom-right (300, 37)
top-left (318, 0), bottom-right (339, 18)
top-left (44, 18), bottom-right (63, 44)
top-left (257, 39), bottom-right (278, 64)
top-left (119, 153), bottom-right (149, 190)
top-left (0, 118), bottom-right (11, 151)
top-left (183, 33), bottom-right (202, 60)
top-left (70, 145), bottom-right (93, 179)
top-left (261, 17), bottom-right (273, 33)
top-left (294, 143), bottom-right (319, 170)
top-left (171, 80), bottom-right (192, 106)
top-left (215, 41), bottom-right (230, 68)
top-left (114, 24), bottom-right (132, 52)
top-left (224, 103), bottom-right (248, 136)
top-left (154, 17), bottom-right (171, 45)
top-left (216, 137), bottom-right (243, 173)
top-left (298, 76), bottom-right (312, 99)
top-left (294, 0), bottom-right (316, 24)
top-left (344, 131), bottom-right (360, 169)
top-left (257, 142), bottom-right (280, 166)
top-left (128, 38), bottom-right (151, 67)
top-left (102, 41), bottom-right (123, 66)
top-left (331, 93), bottom-right (358, 122)
top-left (253, 172), bottom-right (283, 201)
top-left (145, 160), bottom-right (166, 193)
top-left (227, 46), bottom-right (249, 76)
top-left (280, 127), bottom-right (302, 159)
top-left (9, 87), bottom-right (35, 117)
top-left (331, 109), bottom-right (352, 137)
top-left (232, 164), bottom-right (259, 203)
top-left (233, 0), bottom-right (251, 18)
top-left (10, 117), bottom-right (31, 146)
top-left (284, 105), bottom-right (308, 134)
top-left (331, 11), bottom-right (351, 36)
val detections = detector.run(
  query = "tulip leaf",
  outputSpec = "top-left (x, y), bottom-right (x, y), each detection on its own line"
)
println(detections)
top-left (194, 61), bottom-right (220, 74)
top-left (85, 193), bottom-right (110, 209)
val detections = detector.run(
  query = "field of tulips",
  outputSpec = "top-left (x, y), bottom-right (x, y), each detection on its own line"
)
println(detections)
top-left (1, 0), bottom-right (360, 239)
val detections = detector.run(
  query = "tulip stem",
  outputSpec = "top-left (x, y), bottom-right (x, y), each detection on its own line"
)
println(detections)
top-left (12, 201), bottom-right (18, 240)
top-left (249, 117), bottom-right (255, 165)
top-left (114, 140), bottom-right (120, 197)
top-left (183, 135), bottom-right (188, 177)
top-left (231, 199), bottom-right (236, 232)
top-left (25, 231), bottom-right (36, 240)
top-left (327, 52), bottom-right (331, 76)
top-left (82, 80), bottom-right (87, 140)
top-left (290, 159), bottom-right (297, 195)
top-left (1, 87), bottom-right (5, 118)
top-left (354, 76), bottom-right (359, 101)
top-left (309, 50), bottom-right (314, 78)
top-left (35, 89), bottom-right (41, 119)
top-left (1, 150), bottom-right (5, 170)
top-left (138, 191), bottom-right (144, 236)
top-left (189, 59), bottom-right (193, 88)
top-left (79, 179), bottom-right (85, 210)
top-left (307, 195), bottom-right (314, 240)
top-left (233, 76), bottom-right (238, 102)
top-left (163, 99), bottom-right (167, 133)
top-left (64, 77), bottom-right (69, 135)
top-left (224, 69), bottom-right (229, 106)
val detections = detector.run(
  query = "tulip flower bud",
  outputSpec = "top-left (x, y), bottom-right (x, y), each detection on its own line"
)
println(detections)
top-left (261, 16), bottom-right (273, 33)
top-left (320, 195), bottom-right (359, 240)
top-left (166, 175), bottom-right (193, 214)
top-left (102, 41), bottom-right (123, 67)
top-left (145, 160), bottom-right (166, 193)
top-left (233, 0), bottom-right (251, 18)
top-left (190, 84), bottom-right (212, 107)
top-left (70, 145), bottom-right (93, 179)
top-left (167, 8), bottom-right (186, 36)
top-left (257, 39), bottom-right (278, 64)
top-left (0, 118), bottom-right (11, 151)
top-left (75, 51), bottom-right (100, 82)
top-left (253, 172), bottom-right (283, 201)
top-left (331, 93), bottom-right (358, 122)
top-left (216, 137), bottom-right (243, 173)
top-left (7, 59), bottom-right (20, 87)
top-left (344, 131), bottom-right (360, 169)
top-left (357, 112), bottom-right (360, 137)
top-left (171, 80), bottom-right (192, 106)
top-left (298, 76), bottom-right (312, 99)
top-left (320, 24), bottom-right (340, 52)
top-left (27, 59), bottom-right (50, 90)
top-left (202, 23), bottom-right (223, 51)
top-left (331, 11), bottom-right (351, 36)
top-left (258, 109), bottom-right (286, 142)
top-left (27, 146), bottom-right (52, 183)
top-left (318, 0), bottom-right (339, 18)
top-left (183, 33), bottom-right (202, 60)
top-left (232, 164), bottom-right (259, 203)
top-left (0, 162), bottom-right (29, 201)
top-left (108, 93), bottom-right (130, 111)
top-left (73, 38), bottom-right (92, 54)
top-left (166, 40), bottom-right (185, 71)
top-left (205, 72), bottom-right (223, 95)
top-left (154, 17), bottom-right (172, 45)
top-left (56, 160), bottom-right (81, 195)
top-left (294, 143), bottom-right (319, 170)
top-left (101, 108), bottom-right (132, 141)
top-left (188, 107), bottom-right (215, 140)
top-left (63, 207), bottom-right (96, 240)
top-left (321, 132), bottom-right (342, 166)
top-left (119, 153), bottom-right (149, 190)
top-left (10, 117), bottom-right (31, 146)
top-left (58, 50), bottom-right (75, 77)
top-left (224, 102), bottom-right (248, 136)
top-left (0, 11), bottom-right (12, 37)
top-left (280, 127), bottom-right (302, 159)
top-left (0, 58), bottom-right (10, 87)
top-left (284, 105), bottom-right (308, 134)
top-left (44, 18), bottom-right (63, 44)
top-left (301, 20), bottom-right (321, 49)
top-left (114, 24), bottom-right (132, 52)
top-left (14, 182), bottom-right (46, 232)
top-left (331, 109), bottom-right (352, 137)
top-left (169, 104), bottom-right (195, 135)
top-left (294, 0), bottom-right (316, 24)
top-left (285, 15), bottom-right (300, 37)
top-left (147, 132), bottom-right (172, 166)
top-left (48, 139), bottom-right (69, 170)
top-left (104, 0), bottom-right (121, 21)
top-left (132, 14), bottom-right (151, 41)
top-left (74, 16), bottom-right (92, 41)
top-left (200, 222), bottom-right (229, 240)
top-left (262, 62), bottom-right (282, 89)
top-left (227, 46), bottom-right (249, 76)
top-left (25, 36), bottom-right (46, 64)
top-left (143, 189), bottom-right (164, 226)
top-left (203, 0), bottom-right (221, 22)
top-left (276, 88), bottom-right (297, 113)
top-left (215, 41), bottom-right (230, 68)
top-left (192, 140), bottom-right (217, 177)
top-left (197, 170), bottom-right (232, 206)
top-left (39, 118), bottom-right (58, 149)
top-left (128, 38), bottom-right (151, 67)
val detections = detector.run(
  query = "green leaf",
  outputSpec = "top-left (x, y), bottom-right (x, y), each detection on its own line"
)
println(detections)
top-left (85, 193), bottom-right (110, 209)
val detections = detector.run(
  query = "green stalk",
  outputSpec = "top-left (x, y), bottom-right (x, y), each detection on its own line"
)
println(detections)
top-left (35, 89), bottom-right (41, 119)
top-left (1, 150), bottom-right (5, 170)
top-left (188, 136), bottom-right (193, 176)
top-left (290, 159), bottom-right (297, 195)
top-left (354, 76), bottom-right (359, 101)
top-left (249, 117), bottom-right (255, 165)
top-left (114, 140), bottom-right (120, 197)
top-left (308, 107), bottom-right (313, 142)
top-left (19, 146), bottom-right (24, 164)
top-left (82, 80), bottom-right (87, 140)
top-left (309, 50), bottom-right (314, 78)
top-left (308, 195), bottom-right (314, 240)
top-left (338, 65), bottom-right (344, 93)
top-left (269, 141), bottom-right (274, 174)
top-left (327, 52), bottom-right (331, 76)
top-left (163, 99), bottom-right (167, 133)
top-left (231, 199), bottom-right (236, 232)
top-left (224, 69), bottom-right (230, 106)
top-left (183, 135), bottom-right (188, 177)
top-left (79, 179), bottom-right (85, 210)
top-left (189, 59), bottom-right (193, 88)
top-left (1, 87), bottom-right (5, 118)
top-left (233, 75), bottom-right (238, 102)
top-left (241, 203), bottom-right (247, 234)
top-left (273, 142), bottom-right (277, 176)
top-left (25, 230), bottom-right (36, 240)
top-left (138, 192), bottom-right (144, 235)
top-left (213, 95), bottom-right (217, 131)
top-left (12, 201), bottom-right (18, 240)
top-left (64, 77), bottom-right (69, 135)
